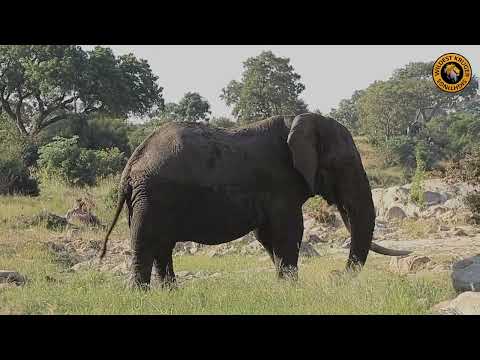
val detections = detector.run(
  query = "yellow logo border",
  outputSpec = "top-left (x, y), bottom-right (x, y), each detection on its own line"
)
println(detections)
top-left (432, 53), bottom-right (472, 93)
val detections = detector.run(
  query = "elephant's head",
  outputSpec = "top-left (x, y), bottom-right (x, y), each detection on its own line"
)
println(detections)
top-left (287, 113), bottom-right (409, 260)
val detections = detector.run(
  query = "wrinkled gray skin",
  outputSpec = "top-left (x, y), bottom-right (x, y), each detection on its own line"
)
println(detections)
top-left (101, 113), bottom-right (410, 289)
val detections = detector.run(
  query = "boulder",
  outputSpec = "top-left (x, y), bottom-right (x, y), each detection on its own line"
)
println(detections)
top-left (299, 243), bottom-right (320, 257)
top-left (386, 206), bottom-right (407, 221)
top-left (0, 270), bottom-right (26, 286)
top-left (423, 191), bottom-right (447, 206)
top-left (389, 255), bottom-right (431, 275)
top-left (432, 292), bottom-right (480, 315)
top-left (452, 256), bottom-right (480, 292)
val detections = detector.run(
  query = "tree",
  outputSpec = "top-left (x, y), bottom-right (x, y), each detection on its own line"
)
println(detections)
top-left (176, 92), bottom-right (211, 122)
top-left (220, 51), bottom-right (307, 124)
top-left (0, 45), bottom-right (164, 138)
top-left (154, 92), bottom-right (211, 122)
top-left (328, 90), bottom-right (364, 134)
top-left (391, 61), bottom-right (478, 132)
top-left (357, 80), bottom-right (417, 144)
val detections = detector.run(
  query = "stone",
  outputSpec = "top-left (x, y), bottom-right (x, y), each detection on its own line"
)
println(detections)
top-left (341, 237), bottom-right (351, 249)
top-left (433, 292), bottom-right (480, 315)
top-left (454, 229), bottom-right (468, 236)
top-left (0, 271), bottom-right (26, 286)
top-left (389, 255), bottom-right (431, 275)
top-left (423, 191), bottom-right (446, 206)
top-left (439, 224), bottom-right (450, 232)
top-left (451, 255), bottom-right (480, 292)
top-left (303, 218), bottom-right (316, 231)
top-left (386, 206), bottom-right (407, 221)
top-left (299, 242), bottom-right (320, 257)
top-left (240, 241), bottom-right (264, 255)
top-left (176, 271), bottom-right (193, 277)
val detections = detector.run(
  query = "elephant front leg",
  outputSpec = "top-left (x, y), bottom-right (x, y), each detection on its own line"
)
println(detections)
top-left (128, 207), bottom-right (155, 290)
top-left (270, 206), bottom-right (304, 281)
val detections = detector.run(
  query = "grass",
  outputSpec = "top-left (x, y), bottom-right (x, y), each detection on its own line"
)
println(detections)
top-left (0, 178), bottom-right (456, 315)
top-left (398, 218), bottom-right (439, 239)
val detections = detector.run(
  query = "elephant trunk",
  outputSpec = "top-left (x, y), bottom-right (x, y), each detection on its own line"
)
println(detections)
top-left (336, 166), bottom-right (411, 264)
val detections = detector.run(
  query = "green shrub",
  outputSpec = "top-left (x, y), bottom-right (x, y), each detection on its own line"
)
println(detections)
top-left (0, 158), bottom-right (39, 196)
top-left (303, 196), bottom-right (337, 225)
top-left (410, 146), bottom-right (426, 208)
top-left (38, 136), bottom-right (126, 187)
top-left (445, 145), bottom-right (480, 186)
top-left (0, 117), bottom-right (39, 195)
top-left (381, 135), bottom-right (416, 168)
top-left (104, 177), bottom-right (120, 210)
top-left (464, 192), bottom-right (480, 215)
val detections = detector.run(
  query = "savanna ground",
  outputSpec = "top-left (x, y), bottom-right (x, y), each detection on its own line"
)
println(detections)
top-left (0, 139), bottom-right (458, 315)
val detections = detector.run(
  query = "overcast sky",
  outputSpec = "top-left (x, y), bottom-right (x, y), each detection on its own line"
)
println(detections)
top-left (82, 45), bottom-right (480, 118)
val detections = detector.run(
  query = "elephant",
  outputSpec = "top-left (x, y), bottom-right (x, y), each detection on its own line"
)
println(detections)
top-left (100, 112), bottom-right (410, 288)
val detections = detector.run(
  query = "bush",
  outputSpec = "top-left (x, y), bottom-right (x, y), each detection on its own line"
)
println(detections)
top-left (38, 136), bottom-right (126, 187)
top-left (464, 192), bottom-right (480, 216)
top-left (381, 135), bottom-right (416, 168)
top-left (445, 145), bottom-right (480, 186)
top-left (303, 196), bottom-right (337, 225)
top-left (0, 117), bottom-right (39, 195)
top-left (427, 112), bottom-right (480, 159)
top-left (0, 158), bottom-right (39, 196)
top-left (410, 147), bottom-right (426, 208)
top-left (210, 117), bottom-right (237, 129)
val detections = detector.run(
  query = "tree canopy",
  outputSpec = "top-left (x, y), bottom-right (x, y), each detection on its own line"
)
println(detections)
top-left (220, 51), bottom-right (308, 124)
top-left (0, 45), bottom-right (164, 137)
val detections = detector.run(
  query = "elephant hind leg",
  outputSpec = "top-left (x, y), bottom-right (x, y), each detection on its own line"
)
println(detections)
top-left (153, 247), bottom-right (176, 290)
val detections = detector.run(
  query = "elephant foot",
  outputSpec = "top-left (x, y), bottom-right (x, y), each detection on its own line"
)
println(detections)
top-left (277, 265), bottom-right (299, 282)
top-left (126, 273), bottom-right (151, 291)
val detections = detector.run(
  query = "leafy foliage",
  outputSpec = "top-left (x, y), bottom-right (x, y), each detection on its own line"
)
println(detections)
top-left (221, 51), bottom-right (307, 124)
top-left (410, 147), bottom-right (427, 208)
top-left (209, 116), bottom-right (237, 129)
top-left (0, 116), bottom-right (39, 195)
top-left (0, 45), bottom-right (164, 137)
top-left (37, 136), bottom-right (126, 186)
top-left (329, 90), bottom-right (364, 134)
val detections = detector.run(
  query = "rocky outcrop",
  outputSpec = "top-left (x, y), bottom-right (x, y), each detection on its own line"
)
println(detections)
top-left (451, 255), bottom-right (480, 292)
top-left (372, 179), bottom-right (478, 220)
top-left (0, 271), bottom-right (26, 286)
top-left (389, 255), bottom-right (432, 275)
top-left (432, 292), bottom-right (480, 315)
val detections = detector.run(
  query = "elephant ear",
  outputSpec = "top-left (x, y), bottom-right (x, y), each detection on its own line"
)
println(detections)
top-left (287, 115), bottom-right (318, 195)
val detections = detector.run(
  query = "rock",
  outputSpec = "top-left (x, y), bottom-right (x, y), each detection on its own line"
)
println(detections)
top-left (0, 270), bottom-right (26, 286)
top-left (454, 228), bottom-right (468, 236)
top-left (240, 241), bottom-right (264, 255)
top-left (176, 271), bottom-right (193, 277)
top-left (433, 292), bottom-right (480, 315)
top-left (299, 242), bottom-right (320, 257)
top-left (303, 218), bottom-right (316, 231)
top-left (452, 255), bottom-right (480, 292)
top-left (71, 260), bottom-right (94, 272)
top-left (341, 237), bottom-right (351, 249)
top-left (307, 233), bottom-right (326, 243)
top-left (424, 191), bottom-right (447, 206)
top-left (439, 224), bottom-right (450, 232)
top-left (386, 206), bottom-right (407, 221)
top-left (389, 255), bottom-right (431, 275)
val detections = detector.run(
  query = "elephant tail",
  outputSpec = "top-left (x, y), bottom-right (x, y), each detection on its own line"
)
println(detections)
top-left (370, 242), bottom-right (411, 257)
top-left (100, 187), bottom-right (128, 260)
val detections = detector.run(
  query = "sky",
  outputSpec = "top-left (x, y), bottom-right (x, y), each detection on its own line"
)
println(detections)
top-left (82, 45), bottom-right (480, 119)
